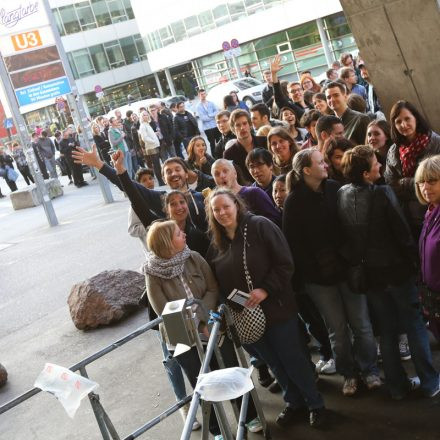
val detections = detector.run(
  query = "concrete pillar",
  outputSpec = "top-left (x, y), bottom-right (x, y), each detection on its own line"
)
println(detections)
top-left (339, 0), bottom-right (440, 131)
top-left (316, 17), bottom-right (334, 67)
top-left (164, 68), bottom-right (177, 96)
top-left (153, 72), bottom-right (164, 97)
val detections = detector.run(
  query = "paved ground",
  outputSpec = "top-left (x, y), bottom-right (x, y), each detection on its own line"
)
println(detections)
top-left (0, 172), bottom-right (440, 440)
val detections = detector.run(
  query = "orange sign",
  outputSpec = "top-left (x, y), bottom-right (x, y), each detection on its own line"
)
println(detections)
top-left (11, 30), bottom-right (42, 52)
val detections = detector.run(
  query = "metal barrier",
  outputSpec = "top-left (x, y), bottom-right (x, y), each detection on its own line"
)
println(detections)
top-left (0, 300), bottom-right (271, 440)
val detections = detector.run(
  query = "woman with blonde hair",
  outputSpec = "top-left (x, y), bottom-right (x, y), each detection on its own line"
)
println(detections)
top-left (267, 126), bottom-right (299, 175)
top-left (139, 110), bottom-right (164, 186)
top-left (186, 136), bottom-right (215, 175)
top-left (415, 155), bottom-right (440, 342)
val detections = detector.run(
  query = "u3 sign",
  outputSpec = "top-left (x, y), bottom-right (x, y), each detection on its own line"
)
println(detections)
top-left (11, 30), bottom-right (43, 51)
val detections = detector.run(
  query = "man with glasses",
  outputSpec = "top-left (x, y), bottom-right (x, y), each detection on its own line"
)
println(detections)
top-left (245, 148), bottom-right (277, 204)
top-left (271, 55), bottom-right (313, 121)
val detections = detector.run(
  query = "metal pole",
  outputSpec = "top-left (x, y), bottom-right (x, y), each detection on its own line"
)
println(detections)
top-left (232, 56), bottom-right (242, 78)
top-left (0, 54), bottom-right (58, 226)
top-left (316, 17), bottom-right (335, 67)
top-left (153, 72), bottom-right (165, 98)
top-left (180, 316), bottom-right (233, 440)
top-left (41, 0), bottom-right (114, 204)
top-left (236, 392), bottom-right (249, 440)
top-left (164, 68), bottom-right (177, 96)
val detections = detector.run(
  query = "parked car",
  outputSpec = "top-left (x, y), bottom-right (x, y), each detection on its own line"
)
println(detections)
top-left (207, 78), bottom-right (265, 109)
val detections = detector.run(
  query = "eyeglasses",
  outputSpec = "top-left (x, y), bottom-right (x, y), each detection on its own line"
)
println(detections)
top-left (417, 179), bottom-right (439, 187)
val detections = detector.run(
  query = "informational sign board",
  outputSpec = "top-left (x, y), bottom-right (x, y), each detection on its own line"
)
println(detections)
top-left (222, 39), bottom-right (241, 59)
top-left (0, 1), bottom-right (71, 109)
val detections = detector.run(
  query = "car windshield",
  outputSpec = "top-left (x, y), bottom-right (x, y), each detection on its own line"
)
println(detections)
top-left (233, 78), bottom-right (261, 90)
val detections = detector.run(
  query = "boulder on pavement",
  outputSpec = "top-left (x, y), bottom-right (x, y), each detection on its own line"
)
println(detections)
top-left (0, 363), bottom-right (7, 387)
top-left (68, 269), bottom-right (145, 330)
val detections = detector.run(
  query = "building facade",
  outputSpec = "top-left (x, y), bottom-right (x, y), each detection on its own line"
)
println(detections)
top-left (26, 0), bottom-right (356, 124)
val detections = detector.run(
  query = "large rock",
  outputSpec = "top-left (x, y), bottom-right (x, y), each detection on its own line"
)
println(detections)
top-left (68, 270), bottom-right (145, 330)
top-left (0, 363), bottom-right (7, 387)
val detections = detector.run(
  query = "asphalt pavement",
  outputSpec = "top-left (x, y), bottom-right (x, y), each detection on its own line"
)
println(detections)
top-left (0, 172), bottom-right (439, 440)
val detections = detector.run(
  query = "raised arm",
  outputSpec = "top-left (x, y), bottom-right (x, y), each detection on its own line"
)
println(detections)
top-left (113, 149), bottom-right (161, 228)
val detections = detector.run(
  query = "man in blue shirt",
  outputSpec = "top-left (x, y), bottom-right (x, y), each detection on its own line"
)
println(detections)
top-left (196, 89), bottom-right (220, 155)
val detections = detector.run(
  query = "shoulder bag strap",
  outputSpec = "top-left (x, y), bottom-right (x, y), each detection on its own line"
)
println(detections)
top-left (242, 224), bottom-right (254, 292)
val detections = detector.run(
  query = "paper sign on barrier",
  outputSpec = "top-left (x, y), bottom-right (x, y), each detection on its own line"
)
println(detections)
top-left (34, 363), bottom-right (98, 418)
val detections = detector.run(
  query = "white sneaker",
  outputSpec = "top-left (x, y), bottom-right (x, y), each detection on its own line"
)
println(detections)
top-left (180, 404), bottom-right (201, 431)
top-left (320, 359), bottom-right (336, 375)
top-left (315, 359), bottom-right (326, 373)
top-left (246, 417), bottom-right (263, 433)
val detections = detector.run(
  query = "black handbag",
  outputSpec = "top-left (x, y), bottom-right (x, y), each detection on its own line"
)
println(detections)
top-left (347, 187), bottom-right (376, 294)
top-left (228, 223), bottom-right (266, 345)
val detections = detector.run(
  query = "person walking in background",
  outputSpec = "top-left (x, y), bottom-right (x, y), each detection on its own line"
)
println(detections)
top-left (60, 128), bottom-right (87, 188)
top-left (37, 131), bottom-right (58, 179)
top-left (174, 101), bottom-right (200, 151)
top-left (108, 116), bottom-right (133, 178)
top-left (10, 142), bottom-right (34, 185)
top-left (196, 89), bottom-right (220, 153)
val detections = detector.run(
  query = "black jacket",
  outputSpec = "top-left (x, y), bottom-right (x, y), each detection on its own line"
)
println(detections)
top-left (283, 179), bottom-right (346, 287)
top-left (207, 213), bottom-right (297, 329)
top-left (150, 113), bottom-right (174, 145)
top-left (337, 183), bottom-right (418, 287)
top-left (214, 131), bottom-right (236, 160)
top-left (273, 81), bottom-right (311, 121)
top-left (174, 111), bottom-right (199, 141)
top-left (118, 170), bottom-right (210, 257)
top-left (262, 84), bottom-right (274, 108)
top-left (93, 133), bottom-right (111, 164)
top-left (99, 163), bottom-right (208, 231)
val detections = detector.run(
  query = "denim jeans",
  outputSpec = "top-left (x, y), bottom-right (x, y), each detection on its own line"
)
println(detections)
top-left (159, 140), bottom-right (176, 162)
top-left (245, 316), bottom-right (324, 410)
top-left (123, 149), bottom-right (133, 179)
top-left (304, 281), bottom-right (378, 379)
top-left (367, 279), bottom-right (439, 398)
top-left (44, 157), bottom-right (58, 178)
top-left (156, 332), bottom-right (186, 402)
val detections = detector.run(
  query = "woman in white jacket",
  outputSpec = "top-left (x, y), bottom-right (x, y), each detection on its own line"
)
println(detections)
top-left (139, 111), bottom-right (165, 186)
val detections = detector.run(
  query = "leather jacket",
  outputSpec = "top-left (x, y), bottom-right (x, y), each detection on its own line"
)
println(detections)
top-left (337, 183), bottom-right (418, 287)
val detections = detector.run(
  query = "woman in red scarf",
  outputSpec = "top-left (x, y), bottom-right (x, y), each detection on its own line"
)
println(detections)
top-left (384, 100), bottom-right (440, 239)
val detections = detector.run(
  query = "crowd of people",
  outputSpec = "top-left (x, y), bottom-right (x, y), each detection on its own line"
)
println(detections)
top-left (69, 51), bottom-right (440, 438)
top-left (0, 123), bottom-right (91, 197)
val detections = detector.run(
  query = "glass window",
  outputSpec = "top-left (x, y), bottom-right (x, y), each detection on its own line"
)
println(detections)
top-left (213, 4), bottom-right (230, 26)
top-left (159, 27), bottom-right (174, 46)
top-left (256, 46), bottom-right (278, 59)
top-left (120, 36), bottom-right (139, 64)
top-left (228, 0), bottom-right (246, 15)
top-left (75, 2), bottom-right (97, 30)
top-left (290, 34), bottom-right (321, 50)
top-left (91, 0), bottom-right (111, 26)
top-left (327, 24), bottom-right (351, 38)
top-left (72, 48), bottom-right (95, 77)
top-left (89, 44), bottom-right (110, 72)
top-left (52, 9), bottom-right (65, 36)
top-left (106, 0), bottom-right (127, 23)
top-left (198, 11), bottom-right (215, 30)
top-left (104, 41), bottom-right (125, 68)
top-left (254, 32), bottom-right (287, 50)
top-left (148, 30), bottom-right (163, 51)
top-left (122, 0), bottom-right (134, 19)
top-left (287, 22), bottom-right (318, 40)
top-left (325, 12), bottom-right (347, 28)
top-left (171, 20), bottom-right (187, 42)
top-left (67, 53), bottom-right (79, 79)
top-left (184, 15), bottom-right (198, 29)
top-left (133, 34), bottom-right (148, 59)
top-left (58, 5), bottom-right (81, 34)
